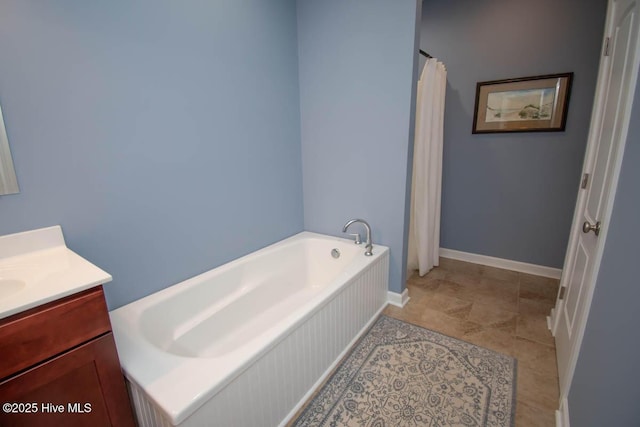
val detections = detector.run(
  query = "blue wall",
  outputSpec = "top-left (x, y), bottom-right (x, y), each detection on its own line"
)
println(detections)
top-left (297, 0), bottom-right (420, 294)
top-left (420, 0), bottom-right (607, 268)
top-left (568, 73), bottom-right (640, 426)
top-left (0, 1), bottom-right (304, 309)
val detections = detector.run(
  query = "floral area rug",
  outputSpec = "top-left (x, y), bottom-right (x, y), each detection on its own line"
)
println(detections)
top-left (291, 315), bottom-right (516, 427)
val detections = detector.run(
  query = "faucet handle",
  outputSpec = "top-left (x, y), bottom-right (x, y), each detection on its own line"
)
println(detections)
top-left (347, 233), bottom-right (362, 245)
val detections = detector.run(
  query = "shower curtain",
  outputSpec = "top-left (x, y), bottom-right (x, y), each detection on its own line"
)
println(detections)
top-left (407, 57), bottom-right (447, 276)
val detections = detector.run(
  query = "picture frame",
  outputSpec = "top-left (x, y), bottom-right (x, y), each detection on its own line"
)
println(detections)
top-left (472, 72), bottom-right (573, 134)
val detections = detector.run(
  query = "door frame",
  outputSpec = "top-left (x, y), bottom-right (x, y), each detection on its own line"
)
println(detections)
top-left (550, 0), bottom-right (640, 403)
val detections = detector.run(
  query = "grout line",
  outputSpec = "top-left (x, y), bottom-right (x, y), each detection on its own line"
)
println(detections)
top-left (515, 335), bottom-right (557, 349)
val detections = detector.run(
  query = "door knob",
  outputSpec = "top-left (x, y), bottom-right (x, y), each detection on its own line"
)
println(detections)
top-left (582, 220), bottom-right (601, 236)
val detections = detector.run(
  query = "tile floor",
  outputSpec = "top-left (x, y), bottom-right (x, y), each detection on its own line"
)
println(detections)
top-left (383, 257), bottom-right (560, 426)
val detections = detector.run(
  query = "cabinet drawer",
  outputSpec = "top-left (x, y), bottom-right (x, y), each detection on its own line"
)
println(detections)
top-left (0, 286), bottom-right (111, 380)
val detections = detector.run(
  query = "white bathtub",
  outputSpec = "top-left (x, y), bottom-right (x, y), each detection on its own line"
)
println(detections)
top-left (110, 231), bottom-right (389, 426)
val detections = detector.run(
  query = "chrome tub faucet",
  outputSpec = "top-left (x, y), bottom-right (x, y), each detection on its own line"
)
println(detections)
top-left (342, 219), bottom-right (373, 256)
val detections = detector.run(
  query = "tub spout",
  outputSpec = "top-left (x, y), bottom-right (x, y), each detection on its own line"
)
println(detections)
top-left (342, 219), bottom-right (373, 256)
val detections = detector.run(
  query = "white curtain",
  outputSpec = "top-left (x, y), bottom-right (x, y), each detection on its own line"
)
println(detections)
top-left (407, 58), bottom-right (447, 276)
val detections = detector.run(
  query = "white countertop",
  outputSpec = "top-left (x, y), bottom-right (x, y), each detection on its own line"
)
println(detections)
top-left (0, 226), bottom-right (112, 320)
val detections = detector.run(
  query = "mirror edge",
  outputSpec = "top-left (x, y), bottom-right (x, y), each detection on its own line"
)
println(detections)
top-left (0, 103), bottom-right (19, 195)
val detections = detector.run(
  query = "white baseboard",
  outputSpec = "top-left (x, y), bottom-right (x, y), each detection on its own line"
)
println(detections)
top-left (555, 397), bottom-right (570, 427)
top-left (439, 248), bottom-right (562, 279)
top-left (548, 306), bottom-right (557, 334)
top-left (387, 288), bottom-right (410, 307)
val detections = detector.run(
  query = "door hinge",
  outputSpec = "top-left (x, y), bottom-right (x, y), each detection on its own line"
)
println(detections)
top-left (558, 286), bottom-right (567, 300)
top-left (604, 37), bottom-right (611, 56)
top-left (581, 173), bottom-right (590, 189)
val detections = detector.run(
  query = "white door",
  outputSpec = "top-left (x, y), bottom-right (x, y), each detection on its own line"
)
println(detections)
top-left (553, 0), bottom-right (640, 400)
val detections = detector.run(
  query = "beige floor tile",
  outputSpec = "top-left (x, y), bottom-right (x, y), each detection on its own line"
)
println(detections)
top-left (515, 400), bottom-right (556, 426)
top-left (463, 327), bottom-right (516, 356)
top-left (408, 283), bottom-right (441, 300)
top-left (405, 283), bottom-right (434, 303)
top-left (513, 337), bottom-right (558, 378)
top-left (428, 277), bottom-right (476, 302)
top-left (421, 291), bottom-right (473, 319)
top-left (519, 272), bottom-right (560, 287)
top-left (443, 270), bottom-right (483, 287)
top-left (467, 302), bottom-right (518, 333)
top-left (439, 257), bottom-right (484, 276)
top-left (517, 314), bottom-right (555, 346)
top-left (407, 272), bottom-right (443, 290)
top-left (411, 266), bottom-right (448, 280)
top-left (517, 366), bottom-right (559, 412)
top-left (384, 304), bottom-right (431, 331)
top-left (519, 273), bottom-right (560, 302)
top-left (385, 286), bottom-right (448, 320)
top-left (518, 297), bottom-right (554, 316)
top-left (479, 264), bottom-right (520, 283)
top-left (472, 289), bottom-right (519, 313)
top-left (383, 299), bottom-right (427, 323)
top-left (383, 308), bottom-right (423, 331)
top-left (475, 277), bottom-right (519, 297)
top-left (438, 274), bottom-right (519, 312)
top-left (382, 303), bottom-right (404, 318)
top-left (417, 308), bottom-right (483, 340)
top-left (475, 296), bottom-right (519, 314)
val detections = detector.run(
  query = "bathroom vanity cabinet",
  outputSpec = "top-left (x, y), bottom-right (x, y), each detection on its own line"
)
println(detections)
top-left (0, 286), bottom-right (135, 426)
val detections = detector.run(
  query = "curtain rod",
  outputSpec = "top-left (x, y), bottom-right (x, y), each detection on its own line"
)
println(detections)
top-left (419, 49), bottom-right (432, 58)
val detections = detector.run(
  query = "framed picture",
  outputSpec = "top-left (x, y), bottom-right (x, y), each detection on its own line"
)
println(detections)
top-left (472, 73), bottom-right (573, 134)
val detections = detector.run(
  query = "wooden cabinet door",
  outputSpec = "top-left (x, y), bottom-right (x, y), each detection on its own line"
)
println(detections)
top-left (0, 333), bottom-right (135, 427)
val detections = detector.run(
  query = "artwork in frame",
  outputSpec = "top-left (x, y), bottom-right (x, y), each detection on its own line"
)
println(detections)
top-left (472, 73), bottom-right (573, 134)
